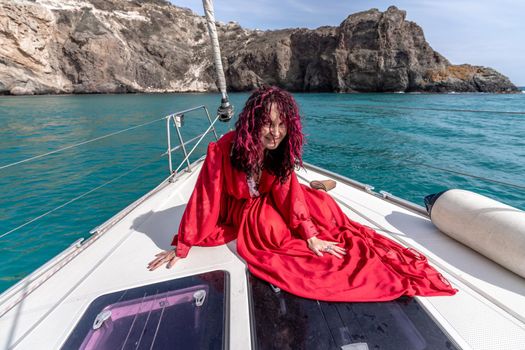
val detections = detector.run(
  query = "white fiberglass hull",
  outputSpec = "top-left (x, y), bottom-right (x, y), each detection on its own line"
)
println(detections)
top-left (1, 160), bottom-right (524, 349)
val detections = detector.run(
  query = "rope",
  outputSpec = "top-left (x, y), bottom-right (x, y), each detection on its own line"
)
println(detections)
top-left (0, 154), bottom-right (164, 240)
top-left (201, 0), bottom-right (234, 122)
top-left (403, 161), bottom-right (525, 190)
top-left (202, 0), bottom-right (227, 100)
top-left (0, 116), bottom-right (166, 171)
top-left (348, 104), bottom-right (525, 115)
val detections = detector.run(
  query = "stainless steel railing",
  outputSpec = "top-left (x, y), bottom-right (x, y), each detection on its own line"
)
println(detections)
top-left (164, 105), bottom-right (220, 178)
top-left (164, 105), bottom-right (219, 175)
top-left (0, 104), bottom-right (222, 317)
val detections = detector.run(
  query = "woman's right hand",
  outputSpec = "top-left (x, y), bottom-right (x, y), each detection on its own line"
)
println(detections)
top-left (147, 249), bottom-right (181, 271)
top-left (307, 236), bottom-right (346, 258)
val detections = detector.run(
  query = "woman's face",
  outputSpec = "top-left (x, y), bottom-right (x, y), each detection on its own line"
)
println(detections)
top-left (261, 103), bottom-right (287, 150)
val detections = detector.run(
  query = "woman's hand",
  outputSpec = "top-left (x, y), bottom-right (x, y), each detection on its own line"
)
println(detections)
top-left (147, 249), bottom-right (181, 271)
top-left (307, 236), bottom-right (346, 258)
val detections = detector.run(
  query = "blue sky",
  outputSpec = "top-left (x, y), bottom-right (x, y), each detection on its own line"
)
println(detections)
top-left (171, 0), bottom-right (524, 86)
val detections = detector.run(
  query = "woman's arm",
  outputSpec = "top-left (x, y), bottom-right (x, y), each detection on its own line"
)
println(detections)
top-left (172, 141), bottom-right (225, 258)
top-left (270, 171), bottom-right (318, 240)
top-left (148, 141), bottom-right (225, 270)
top-left (271, 172), bottom-right (346, 258)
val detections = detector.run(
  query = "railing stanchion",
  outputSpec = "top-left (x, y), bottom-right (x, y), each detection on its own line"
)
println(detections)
top-left (173, 114), bottom-right (192, 172)
top-left (166, 115), bottom-right (174, 175)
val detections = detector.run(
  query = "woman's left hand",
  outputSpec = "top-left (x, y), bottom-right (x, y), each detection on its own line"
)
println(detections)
top-left (147, 249), bottom-right (181, 271)
top-left (307, 236), bottom-right (346, 258)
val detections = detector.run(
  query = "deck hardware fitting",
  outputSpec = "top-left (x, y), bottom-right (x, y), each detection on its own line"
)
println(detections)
top-left (93, 310), bottom-right (112, 330)
top-left (193, 290), bottom-right (206, 307)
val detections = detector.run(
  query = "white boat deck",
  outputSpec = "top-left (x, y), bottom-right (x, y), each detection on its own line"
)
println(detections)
top-left (1, 159), bottom-right (524, 350)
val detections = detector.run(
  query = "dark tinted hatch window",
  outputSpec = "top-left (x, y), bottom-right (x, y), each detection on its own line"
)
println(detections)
top-left (248, 274), bottom-right (457, 350)
top-left (63, 270), bottom-right (228, 350)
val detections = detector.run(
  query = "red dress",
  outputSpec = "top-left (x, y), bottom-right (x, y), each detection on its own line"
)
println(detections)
top-left (172, 131), bottom-right (456, 301)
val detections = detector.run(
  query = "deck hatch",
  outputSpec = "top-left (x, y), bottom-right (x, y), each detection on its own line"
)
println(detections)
top-left (248, 274), bottom-right (458, 350)
top-left (62, 270), bottom-right (228, 350)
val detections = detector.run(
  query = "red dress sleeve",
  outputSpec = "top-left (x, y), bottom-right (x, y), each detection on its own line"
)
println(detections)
top-left (271, 171), bottom-right (318, 240)
top-left (171, 141), bottom-right (225, 258)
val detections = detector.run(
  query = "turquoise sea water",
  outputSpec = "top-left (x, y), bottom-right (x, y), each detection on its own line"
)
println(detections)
top-left (1, 92), bottom-right (524, 293)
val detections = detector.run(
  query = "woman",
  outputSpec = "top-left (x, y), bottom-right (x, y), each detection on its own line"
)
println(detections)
top-left (148, 86), bottom-right (456, 301)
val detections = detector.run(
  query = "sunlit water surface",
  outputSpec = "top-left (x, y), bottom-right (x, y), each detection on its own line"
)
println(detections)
top-left (0, 91), bottom-right (523, 292)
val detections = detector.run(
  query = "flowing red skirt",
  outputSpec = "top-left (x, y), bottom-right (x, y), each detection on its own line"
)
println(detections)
top-left (173, 133), bottom-right (456, 301)
top-left (235, 186), bottom-right (456, 302)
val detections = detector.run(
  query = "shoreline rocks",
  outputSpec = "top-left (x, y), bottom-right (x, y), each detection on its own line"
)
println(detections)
top-left (0, 1), bottom-right (519, 95)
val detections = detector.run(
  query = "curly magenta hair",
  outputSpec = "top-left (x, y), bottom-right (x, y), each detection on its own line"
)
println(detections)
top-left (231, 86), bottom-right (304, 182)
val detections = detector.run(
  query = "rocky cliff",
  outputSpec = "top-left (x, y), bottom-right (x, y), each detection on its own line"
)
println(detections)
top-left (0, 0), bottom-right (518, 94)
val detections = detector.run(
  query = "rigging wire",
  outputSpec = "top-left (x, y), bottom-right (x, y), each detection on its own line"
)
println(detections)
top-left (0, 154), bottom-right (164, 240)
top-left (0, 109), bottom-right (219, 241)
top-left (4, 142), bottom-right (520, 242)
top-left (0, 116), bottom-right (166, 171)
top-left (335, 152), bottom-right (525, 191)
top-left (402, 160), bottom-right (525, 190)
top-left (174, 115), bottom-right (220, 174)
top-left (1, 100), bottom-right (522, 241)
top-left (347, 104), bottom-right (525, 115)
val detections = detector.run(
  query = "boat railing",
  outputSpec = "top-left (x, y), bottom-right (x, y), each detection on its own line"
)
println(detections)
top-left (3, 101), bottom-right (524, 244)
top-left (0, 105), bottom-right (221, 241)
top-left (90, 105), bottom-right (224, 235)
top-left (2, 102), bottom-right (524, 317)
top-left (164, 105), bottom-right (220, 177)
top-left (303, 162), bottom-right (429, 216)
top-left (0, 104), bottom-right (224, 316)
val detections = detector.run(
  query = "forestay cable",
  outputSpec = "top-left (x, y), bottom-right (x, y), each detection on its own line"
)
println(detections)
top-left (202, 0), bottom-right (234, 121)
